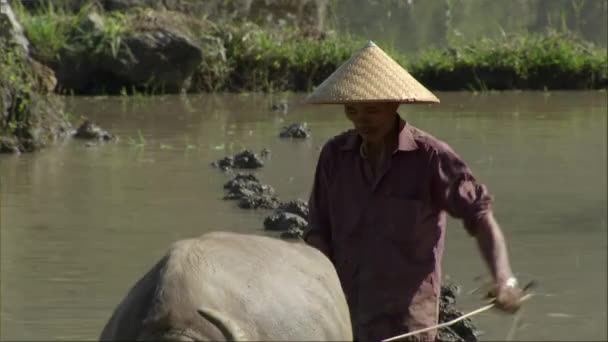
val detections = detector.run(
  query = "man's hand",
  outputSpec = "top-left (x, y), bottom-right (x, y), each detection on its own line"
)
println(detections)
top-left (487, 278), bottom-right (526, 313)
top-left (492, 284), bottom-right (525, 313)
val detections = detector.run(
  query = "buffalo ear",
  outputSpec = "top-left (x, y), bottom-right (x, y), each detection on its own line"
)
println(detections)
top-left (197, 308), bottom-right (248, 341)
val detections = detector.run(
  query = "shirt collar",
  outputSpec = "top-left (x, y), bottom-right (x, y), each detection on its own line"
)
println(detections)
top-left (340, 114), bottom-right (418, 152)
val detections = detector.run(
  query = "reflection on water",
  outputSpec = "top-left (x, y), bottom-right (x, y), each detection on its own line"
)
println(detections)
top-left (1, 91), bottom-right (606, 341)
top-left (334, 0), bottom-right (608, 53)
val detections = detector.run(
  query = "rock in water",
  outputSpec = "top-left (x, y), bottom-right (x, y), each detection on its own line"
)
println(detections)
top-left (279, 123), bottom-right (310, 139)
top-left (263, 212), bottom-right (308, 233)
top-left (73, 120), bottom-right (115, 141)
top-left (233, 150), bottom-right (264, 168)
top-left (263, 199), bottom-right (310, 239)
top-left (224, 173), bottom-right (265, 191)
top-left (437, 283), bottom-right (480, 342)
top-left (222, 173), bottom-right (279, 210)
top-left (238, 196), bottom-right (280, 210)
top-left (260, 148), bottom-right (271, 158)
top-left (212, 150), bottom-right (264, 171)
top-left (211, 155), bottom-right (235, 171)
top-left (280, 227), bottom-right (304, 240)
top-left (278, 199), bottom-right (309, 219)
top-left (271, 102), bottom-right (288, 113)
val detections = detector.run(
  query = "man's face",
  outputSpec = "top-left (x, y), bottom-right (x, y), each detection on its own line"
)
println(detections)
top-left (344, 102), bottom-right (399, 143)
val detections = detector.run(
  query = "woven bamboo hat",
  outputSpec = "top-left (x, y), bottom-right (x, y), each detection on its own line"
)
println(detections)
top-left (306, 41), bottom-right (439, 104)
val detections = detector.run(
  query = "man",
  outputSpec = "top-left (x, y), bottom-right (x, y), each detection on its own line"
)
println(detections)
top-left (303, 41), bottom-right (525, 342)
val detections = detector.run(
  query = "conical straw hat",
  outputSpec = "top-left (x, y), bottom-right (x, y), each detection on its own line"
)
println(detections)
top-left (306, 41), bottom-right (439, 104)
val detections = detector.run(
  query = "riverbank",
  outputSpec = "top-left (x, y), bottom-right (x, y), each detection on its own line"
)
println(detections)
top-left (1, 2), bottom-right (71, 153)
top-left (11, 2), bottom-right (607, 95)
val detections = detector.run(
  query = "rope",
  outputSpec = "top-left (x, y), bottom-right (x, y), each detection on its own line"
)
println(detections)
top-left (381, 293), bottom-right (533, 342)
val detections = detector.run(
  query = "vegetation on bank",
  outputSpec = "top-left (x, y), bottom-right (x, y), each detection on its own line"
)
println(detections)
top-left (11, 2), bottom-right (608, 94)
top-left (410, 32), bottom-right (607, 90)
top-left (0, 28), bottom-right (70, 152)
top-left (210, 26), bottom-right (607, 92)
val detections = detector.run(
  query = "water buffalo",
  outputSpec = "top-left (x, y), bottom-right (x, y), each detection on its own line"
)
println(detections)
top-left (99, 231), bottom-right (352, 341)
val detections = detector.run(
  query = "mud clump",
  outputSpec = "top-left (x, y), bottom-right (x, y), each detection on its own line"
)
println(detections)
top-left (280, 227), bottom-right (305, 239)
top-left (263, 199), bottom-right (310, 239)
top-left (260, 148), bottom-right (271, 158)
top-left (271, 102), bottom-right (288, 113)
top-left (223, 173), bottom-right (275, 198)
top-left (212, 150), bottom-right (264, 171)
top-left (264, 212), bottom-right (307, 235)
top-left (73, 120), bottom-right (115, 141)
top-left (278, 199), bottom-right (309, 219)
top-left (223, 173), bottom-right (279, 210)
top-left (437, 283), bottom-right (480, 342)
top-left (279, 123), bottom-right (310, 139)
top-left (238, 195), bottom-right (280, 210)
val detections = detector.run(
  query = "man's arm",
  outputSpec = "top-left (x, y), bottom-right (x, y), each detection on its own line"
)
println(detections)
top-left (474, 212), bottom-right (514, 286)
top-left (473, 212), bottom-right (523, 312)
top-left (303, 144), bottom-right (333, 261)
top-left (430, 145), bottom-right (523, 311)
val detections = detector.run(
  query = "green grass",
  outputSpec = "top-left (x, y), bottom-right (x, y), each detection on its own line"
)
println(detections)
top-left (13, 0), bottom-right (131, 65)
top-left (11, 1), bottom-right (73, 64)
top-left (0, 36), bottom-right (70, 152)
top-left (127, 129), bottom-right (146, 148)
top-left (11, 3), bottom-right (608, 93)
top-left (218, 25), bottom-right (367, 92)
top-left (0, 40), bottom-right (35, 135)
top-left (196, 25), bottom-right (606, 92)
top-left (409, 30), bottom-right (608, 90)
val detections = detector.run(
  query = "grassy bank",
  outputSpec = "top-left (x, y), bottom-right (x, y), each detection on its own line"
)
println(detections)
top-left (212, 26), bottom-right (607, 92)
top-left (0, 31), bottom-right (70, 153)
top-left (13, 2), bottom-right (608, 94)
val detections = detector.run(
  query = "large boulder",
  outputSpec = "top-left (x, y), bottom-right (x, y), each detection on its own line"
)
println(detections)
top-left (102, 0), bottom-right (165, 11)
top-left (100, 29), bottom-right (203, 93)
top-left (55, 10), bottom-right (204, 94)
top-left (54, 12), bottom-right (115, 93)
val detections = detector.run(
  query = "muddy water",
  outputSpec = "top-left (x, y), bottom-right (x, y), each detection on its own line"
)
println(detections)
top-left (1, 91), bottom-right (606, 341)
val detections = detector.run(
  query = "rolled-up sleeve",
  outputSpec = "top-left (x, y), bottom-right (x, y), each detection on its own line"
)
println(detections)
top-left (303, 143), bottom-right (333, 258)
top-left (429, 143), bottom-right (493, 235)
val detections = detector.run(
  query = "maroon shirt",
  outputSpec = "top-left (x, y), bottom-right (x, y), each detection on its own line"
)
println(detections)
top-left (304, 115), bottom-right (493, 341)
